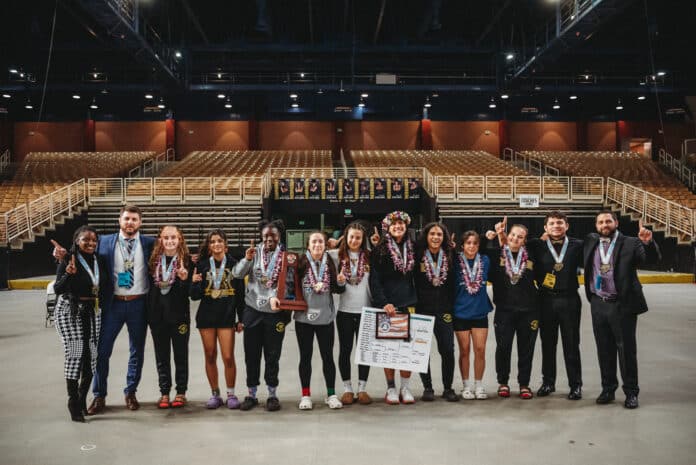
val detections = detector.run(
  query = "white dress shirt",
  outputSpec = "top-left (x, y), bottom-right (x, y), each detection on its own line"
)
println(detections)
top-left (113, 231), bottom-right (149, 296)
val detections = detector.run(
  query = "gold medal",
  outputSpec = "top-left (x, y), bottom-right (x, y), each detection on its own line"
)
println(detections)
top-left (349, 277), bottom-right (358, 285)
top-left (92, 285), bottom-right (99, 296)
top-left (600, 264), bottom-right (611, 274)
top-left (553, 263), bottom-right (564, 272)
top-left (432, 277), bottom-right (440, 286)
top-left (210, 289), bottom-right (222, 299)
top-left (124, 260), bottom-right (134, 270)
top-left (314, 282), bottom-right (324, 293)
top-left (260, 276), bottom-right (269, 284)
top-left (510, 275), bottom-right (520, 285)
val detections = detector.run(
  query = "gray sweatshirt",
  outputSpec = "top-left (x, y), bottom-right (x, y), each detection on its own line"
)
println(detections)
top-left (328, 249), bottom-right (372, 314)
top-left (232, 246), bottom-right (281, 313)
top-left (293, 252), bottom-right (346, 325)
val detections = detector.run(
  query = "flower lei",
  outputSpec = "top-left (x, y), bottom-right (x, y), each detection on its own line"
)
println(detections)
top-left (387, 236), bottom-right (415, 274)
top-left (154, 254), bottom-right (178, 289)
top-left (260, 246), bottom-right (283, 289)
top-left (423, 250), bottom-right (448, 286)
top-left (341, 250), bottom-right (367, 285)
top-left (305, 252), bottom-right (331, 294)
top-left (458, 252), bottom-right (483, 295)
top-left (502, 246), bottom-right (528, 283)
top-left (381, 210), bottom-right (412, 233)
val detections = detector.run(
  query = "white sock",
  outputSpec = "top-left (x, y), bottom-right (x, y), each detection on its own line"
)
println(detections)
top-left (226, 387), bottom-right (235, 397)
top-left (343, 380), bottom-right (353, 393)
top-left (474, 379), bottom-right (483, 388)
top-left (358, 380), bottom-right (367, 392)
top-left (463, 379), bottom-right (471, 389)
top-left (400, 377), bottom-right (411, 390)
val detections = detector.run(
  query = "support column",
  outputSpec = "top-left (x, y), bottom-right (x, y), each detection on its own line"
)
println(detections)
top-left (420, 119), bottom-right (433, 150)
top-left (498, 119), bottom-right (509, 157)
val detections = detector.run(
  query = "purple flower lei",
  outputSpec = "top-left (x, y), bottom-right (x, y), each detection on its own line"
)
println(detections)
top-left (387, 236), bottom-right (415, 274)
top-left (305, 253), bottom-right (331, 294)
top-left (423, 250), bottom-right (448, 286)
top-left (502, 246), bottom-right (528, 282)
top-left (341, 250), bottom-right (367, 285)
top-left (154, 254), bottom-right (178, 288)
top-left (458, 252), bottom-right (483, 295)
top-left (381, 210), bottom-right (412, 233)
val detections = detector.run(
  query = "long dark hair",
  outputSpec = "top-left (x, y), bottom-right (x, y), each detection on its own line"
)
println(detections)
top-left (338, 221), bottom-right (371, 263)
top-left (198, 228), bottom-right (228, 261)
top-left (298, 230), bottom-right (338, 279)
top-left (415, 222), bottom-right (453, 261)
top-left (66, 225), bottom-right (99, 262)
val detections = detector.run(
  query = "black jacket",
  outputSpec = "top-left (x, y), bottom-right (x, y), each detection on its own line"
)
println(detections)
top-left (147, 256), bottom-right (192, 326)
top-left (527, 236), bottom-right (584, 293)
top-left (487, 243), bottom-right (539, 312)
top-left (583, 232), bottom-right (660, 314)
top-left (369, 241), bottom-right (417, 309)
top-left (414, 249), bottom-right (455, 315)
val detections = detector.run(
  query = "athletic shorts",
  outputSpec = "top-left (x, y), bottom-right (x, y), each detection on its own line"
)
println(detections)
top-left (453, 317), bottom-right (488, 331)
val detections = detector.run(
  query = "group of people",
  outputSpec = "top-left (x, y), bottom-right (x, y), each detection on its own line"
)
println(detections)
top-left (52, 204), bottom-right (659, 423)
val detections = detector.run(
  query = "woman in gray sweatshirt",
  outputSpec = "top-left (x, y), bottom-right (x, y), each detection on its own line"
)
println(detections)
top-left (284, 230), bottom-right (346, 410)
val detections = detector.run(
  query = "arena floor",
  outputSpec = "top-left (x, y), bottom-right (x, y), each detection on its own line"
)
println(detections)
top-left (0, 284), bottom-right (694, 465)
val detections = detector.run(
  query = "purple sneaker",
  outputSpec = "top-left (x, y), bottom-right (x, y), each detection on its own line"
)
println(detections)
top-left (206, 395), bottom-right (223, 409)
top-left (226, 394), bottom-right (241, 409)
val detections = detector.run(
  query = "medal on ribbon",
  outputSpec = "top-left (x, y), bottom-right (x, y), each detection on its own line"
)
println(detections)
top-left (209, 255), bottom-right (227, 299)
top-left (598, 231), bottom-right (618, 275)
top-left (546, 237), bottom-right (568, 273)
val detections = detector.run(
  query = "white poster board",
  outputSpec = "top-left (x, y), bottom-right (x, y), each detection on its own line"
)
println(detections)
top-left (519, 194), bottom-right (540, 208)
top-left (354, 307), bottom-right (435, 373)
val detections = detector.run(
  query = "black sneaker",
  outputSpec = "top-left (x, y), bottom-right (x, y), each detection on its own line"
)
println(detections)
top-left (239, 396), bottom-right (259, 411)
top-left (266, 396), bottom-right (281, 412)
top-left (421, 388), bottom-right (435, 402)
top-left (442, 388), bottom-right (460, 402)
top-left (536, 384), bottom-right (555, 397)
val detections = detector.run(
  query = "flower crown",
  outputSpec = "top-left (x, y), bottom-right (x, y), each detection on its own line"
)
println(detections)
top-left (381, 211), bottom-right (411, 232)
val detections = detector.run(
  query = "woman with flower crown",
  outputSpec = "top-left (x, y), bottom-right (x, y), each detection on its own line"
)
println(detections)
top-left (414, 222), bottom-right (458, 402)
top-left (453, 230), bottom-right (495, 401)
top-left (369, 211), bottom-right (418, 405)
top-left (327, 221), bottom-right (374, 406)
top-left (288, 230), bottom-right (346, 410)
top-left (489, 217), bottom-right (540, 400)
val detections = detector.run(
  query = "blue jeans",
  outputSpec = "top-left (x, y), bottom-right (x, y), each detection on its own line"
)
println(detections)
top-left (92, 297), bottom-right (147, 397)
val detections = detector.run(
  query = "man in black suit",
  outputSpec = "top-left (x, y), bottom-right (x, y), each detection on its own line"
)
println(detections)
top-left (528, 211), bottom-right (584, 400)
top-left (583, 210), bottom-right (660, 409)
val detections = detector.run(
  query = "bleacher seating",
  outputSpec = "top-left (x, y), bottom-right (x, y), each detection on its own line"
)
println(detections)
top-left (522, 151), bottom-right (696, 208)
top-left (0, 151), bottom-right (155, 212)
top-left (351, 150), bottom-right (528, 176)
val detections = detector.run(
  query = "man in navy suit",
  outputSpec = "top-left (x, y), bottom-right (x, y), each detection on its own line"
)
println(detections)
top-left (583, 210), bottom-right (660, 409)
top-left (54, 204), bottom-right (154, 414)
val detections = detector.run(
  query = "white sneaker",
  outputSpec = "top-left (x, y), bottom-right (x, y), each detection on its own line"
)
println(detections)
top-left (400, 387), bottom-right (415, 404)
top-left (474, 386), bottom-right (488, 400)
top-left (384, 388), bottom-right (400, 405)
top-left (325, 395), bottom-right (343, 409)
top-left (461, 387), bottom-right (475, 400)
top-left (298, 396), bottom-right (313, 410)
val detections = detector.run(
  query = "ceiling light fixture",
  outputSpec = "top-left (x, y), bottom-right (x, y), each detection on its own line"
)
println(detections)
top-left (569, 95), bottom-right (578, 100)
top-left (145, 93), bottom-right (153, 99)
top-left (291, 103), bottom-right (299, 108)
top-left (552, 98), bottom-right (560, 110)
top-left (657, 71), bottom-right (666, 77)
top-left (506, 53), bottom-right (514, 61)
top-left (289, 93), bottom-right (298, 99)
top-left (361, 93), bottom-right (369, 98)
top-left (72, 94), bottom-right (81, 100)
top-left (501, 94), bottom-right (509, 99)
top-left (217, 93), bottom-right (225, 99)
top-left (637, 95), bottom-right (646, 101)
top-left (488, 97), bottom-right (496, 109)
top-left (615, 99), bottom-right (623, 110)
top-left (175, 51), bottom-right (182, 58)
top-left (9, 68), bottom-right (18, 74)
top-left (2, 94), bottom-right (10, 99)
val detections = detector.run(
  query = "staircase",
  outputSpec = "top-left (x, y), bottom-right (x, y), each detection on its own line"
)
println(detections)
top-left (87, 202), bottom-right (263, 250)
top-left (438, 201), bottom-right (602, 219)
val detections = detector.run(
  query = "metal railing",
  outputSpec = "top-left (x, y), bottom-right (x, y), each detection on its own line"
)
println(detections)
top-left (606, 177), bottom-right (694, 240)
top-left (434, 175), bottom-right (603, 202)
top-left (1, 179), bottom-right (86, 245)
top-left (658, 149), bottom-right (694, 191)
top-left (0, 149), bottom-right (9, 174)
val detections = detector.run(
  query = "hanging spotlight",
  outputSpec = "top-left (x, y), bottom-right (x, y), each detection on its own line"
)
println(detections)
top-left (217, 93), bottom-right (226, 99)
top-left (300, 72), bottom-right (305, 78)
top-left (145, 93), bottom-right (154, 99)
top-left (291, 103), bottom-right (299, 108)
top-left (289, 93), bottom-right (298, 99)
top-left (9, 68), bottom-right (18, 74)
top-left (424, 97), bottom-right (432, 108)
top-left (488, 97), bottom-right (496, 109)
top-left (361, 93), bottom-right (369, 98)
top-left (72, 94), bottom-right (81, 100)
top-left (615, 99), bottom-right (623, 110)
top-left (175, 51), bottom-right (182, 58)
top-left (569, 95), bottom-right (578, 100)
top-left (552, 98), bottom-right (560, 110)
top-left (637, 95), bottom-right (646, 101)
top-left (2, 93), bottom-right (11, 99)
top-left (657, 71), bottom-right (666, 77)
top-left (506, 53), bottom-right (514, 61)
top-left (501, 94), bottom-right (509, 99)
top-left (90, 98), bottom-right (98, 109)
top-left (317, 89), bottom-right (324, 95)
top-left (224, 97), bottom-right (232, 109)
top-left (24, 98), bottom-right (33, 110)
top-left (157, 98), bottom-right (166, 109)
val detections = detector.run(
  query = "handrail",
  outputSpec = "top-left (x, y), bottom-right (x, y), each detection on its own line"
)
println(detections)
top-left (0, 149), bottom-right (9, 173)
top-left (606, 177), bottom-right (694, 240)
top-left (658, 148), bottom-right (693, 191)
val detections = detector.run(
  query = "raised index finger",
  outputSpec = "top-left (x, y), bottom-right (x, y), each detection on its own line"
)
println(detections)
top-left (638, 218), bottom-right (644, 230)
top-left (50, 239), bottom-right (62, 249)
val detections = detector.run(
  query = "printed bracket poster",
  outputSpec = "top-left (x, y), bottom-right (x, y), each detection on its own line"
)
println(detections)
top-left (354, 307), bottom-right (435, 373)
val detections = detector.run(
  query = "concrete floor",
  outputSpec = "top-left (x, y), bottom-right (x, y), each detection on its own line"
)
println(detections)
top-left (0, 284), bottom-right (694, 465)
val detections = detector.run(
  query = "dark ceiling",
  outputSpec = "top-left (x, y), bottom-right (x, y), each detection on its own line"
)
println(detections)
top-left (0, 0), bottom-right (694, 121)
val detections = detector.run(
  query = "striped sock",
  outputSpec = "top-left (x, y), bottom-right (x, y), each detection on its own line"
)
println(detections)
top-left (302, 387), bottom-right (311, 397)
top-left (248, 386), bottom-right (257, 398)
top-left (358, 380), bottom-right (367, 392)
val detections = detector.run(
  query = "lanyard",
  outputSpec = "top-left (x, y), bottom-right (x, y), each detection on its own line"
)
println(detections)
top-left (118, 236), bottom-right (137, 268)
top-left (546, 237), bottom-right (569, 266)
top-left (259, 244), bottom-right (280, 279)
top-left (460, 253), bottom-right (480, 279)
top-left (305, 251), bottom-right (327, 282)
top-left (209, 255), bottom-right (227, 290)
top-left (504, 245), bottom-right (524, 274)
top-left (160, 254), bottom-right (177, 283)
top-left (599, 231), bottom-right (618, 266)
top-left (77, 252), bottom-right (99, 289)
top-left (425, 249), bottom-right (443, 276)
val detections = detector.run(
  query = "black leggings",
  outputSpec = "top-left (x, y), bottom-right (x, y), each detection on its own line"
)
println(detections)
top-left (295, 321), bottom-right (336, 390)
top-left (420, 313), bottom-right (455, 390)
top-left (494, 309), bottom-right (540, 386)
top-left (150, 320), bottom-right (190, 395)
top-left (243, 311), bottom-right (288, 388)
top-left (336, 311), bottom-right (370, 382)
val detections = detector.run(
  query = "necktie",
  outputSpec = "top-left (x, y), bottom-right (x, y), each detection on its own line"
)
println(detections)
top-left (125, 238), bottom-right (135, 289)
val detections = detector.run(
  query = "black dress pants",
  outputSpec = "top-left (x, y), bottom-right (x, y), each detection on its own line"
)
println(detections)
top-left (336, 311), bottom-right (370, 382)
top-left (420, 312), bottom-right (455, 390)
top-left (150, 320), bottom-right (190, 394)
top-left (243, 310), bottom-right (290, 388)
top-left (590, 296), bottom-right (639, 396)
top-left (539, 292), bottom-right (582, 388)
top-left (494, 309), bottom-right (539, 386)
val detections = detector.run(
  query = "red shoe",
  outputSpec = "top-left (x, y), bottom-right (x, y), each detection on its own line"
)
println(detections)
top-left (171, 394), bottom-right (186, 408)
top-left (157, 395), bottom-right (170, 409)
top-left (497, 384), bottom-right (510, 398)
